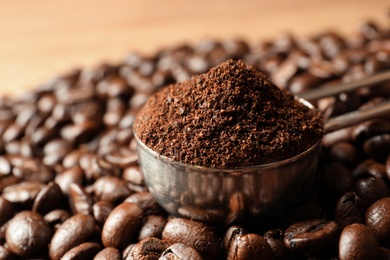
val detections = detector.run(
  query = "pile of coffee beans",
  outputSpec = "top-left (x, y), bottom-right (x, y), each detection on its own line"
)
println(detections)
top-left (134, 59), bottom-right (323, 168)
top-left (0, 19), bottom-right (389, 259)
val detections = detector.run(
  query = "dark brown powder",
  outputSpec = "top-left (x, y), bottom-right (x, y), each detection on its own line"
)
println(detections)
top-left (134, 59), bottom-right (323, 168)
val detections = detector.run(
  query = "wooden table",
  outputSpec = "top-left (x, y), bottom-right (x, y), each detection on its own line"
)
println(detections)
top-left (0, 0), bottom-right (388, 96)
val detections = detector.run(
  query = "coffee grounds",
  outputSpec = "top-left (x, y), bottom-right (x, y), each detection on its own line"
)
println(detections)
top-left (134, 59), bottom-right (323, 168)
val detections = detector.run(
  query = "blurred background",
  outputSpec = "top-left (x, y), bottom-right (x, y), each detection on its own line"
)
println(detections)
top-left (0, 0), bottom-right (388, 96)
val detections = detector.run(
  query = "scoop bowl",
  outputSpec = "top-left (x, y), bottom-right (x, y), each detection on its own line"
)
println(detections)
top-left (133, 124), bottom-right (321, 224)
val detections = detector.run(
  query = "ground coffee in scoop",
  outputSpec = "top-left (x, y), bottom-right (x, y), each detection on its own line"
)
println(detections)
top-left (134, 59), bottom-right (323, 168)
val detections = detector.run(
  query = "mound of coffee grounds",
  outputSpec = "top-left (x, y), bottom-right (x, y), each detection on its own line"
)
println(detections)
top-left (134, 59), bottom-right (323, 168)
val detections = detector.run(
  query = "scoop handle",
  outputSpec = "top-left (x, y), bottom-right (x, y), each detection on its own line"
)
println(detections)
top-left (299, 70), bottom-right (390, 101)
top-left (323, 100), bottom-right (390, 133)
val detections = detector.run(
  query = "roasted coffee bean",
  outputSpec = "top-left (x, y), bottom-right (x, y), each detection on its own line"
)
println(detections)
top-left (60, 121), bottom-right (100, 144)
top-left (93, 175), bottom-right (132, 204)
top-left (339, 223), bottom-right (379, 260)
top-left (49, 213), bottom-right (96, 260)
top-left (355, 177), bottom-right (389, 207)
top-left (289, 72), bottom-right (324, 94)
top-left (0, 156), bottom-right (11, 175)
top-left (0, 175), bottom-right (19, 193)
top-left (226, 233), bottom-right (274, 260)
top-left (102, 202), bottom-right (144, 249)
top-left (61, 242), bottom-right (101, 260)
top-left (222, 225), bottom-right (248, 251)
top-left (55, 166), bottom-right (84, 194)
top-left (329, 142), bottom-right (361, 168)
top-left (94, 247), bottom-right (121, 260)
top-left (284, 219), bottom-right (340, 255)
top-left (271, 59), bottom-right (298, 88)
top-left (366, 197), bottom-right (390, 245)
top-left (138, 215), bottom-right (167, 241)
top-left (125, 192), bottom-right (164, 215)
top-left (93, 200), bottom-right (114, 228)
top-left (335, 192), bottom-right (364, 229)
top-left (2, 123), bottom-right (25, 143)
top-left (32, 181), bottom-right (63, 215)
top-left (160, 243), bottom-right (203, 260)
top-left (44, 209), bottom-right (71, 230)
top-left (162, 218), bottom-right (220, 259)
top-left (5, 211), bottom-right (51, 258)
top-left (2, 181), bottom-right (44, 206)
top-left (363, 134), bottom-right (390, 162)
top-left (123, 165), bottom-right (144, 186)
top-left (69, 183), bottom-right (93, 215)
top-left (128, 237), bottom-right (170, 260)
top-left (353, 159), bottom-right (387, 180)
top-left (122, 243), bottom-right (137, 260)
top-left (103, 98), bottom-right (126, 126)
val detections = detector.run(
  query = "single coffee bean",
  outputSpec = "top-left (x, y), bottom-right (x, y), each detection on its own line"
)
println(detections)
top-left (0, 156), bottom-right (11, 175)
top-left (226, 233), bottom-right (274, 260)
top-left (284, 219), bottom-right (340, 255)
top-left (92, 200), bottom-right (114, 228)
top-left (329, 142), bottom-right (361, 168)
top-left (363, 134), bottom-right (390, 162)
top-left (44, 209), bottom-right (71, 230)
top-left (128, 237), bottom-right (170, 260)
top-left (93, 175), bottom-right (132, 204)
top-left (49, 213), bottom-right (96, 260)
top-left (123, 165), bottom-right (145, 186)
top-left (32, 181), bottom-right (63, 215)
top-left (102, 202), bottom-right (144, 249)
top-left (335, 192), bottom-right (364, 229)
top-left (162, 218), bottom-right (220, 259)
top-left (54, 166), bottom-right (84, 195)
top-left (222, 225), bottom-right (248, 251)
top-left (366, 197), bottom-right (390, 245)
top-left (2, 123), bottom-right (25, 143)
top-left (138, 215), bottom-right (167, 241)
top-left (353, 159), bottom-right (387, 180)
top-left (355, 177), bottom-right (389, 207)
top-left (5, 211), bottom-right (51, 258)
top-left (2, 181), bottom-right (44, 207)
top-left (339, 223), bottom-right (379, 260)
top-left (159, 243), bottom-right (203, 260)
top-left (93, 247), bottom-right (121, 260)
top-left (60, 121), bottom-right (100, 144)
top-left (68, 183), bottom-right (93, 215)
top-left (61, 242), bottom-right (101, 260)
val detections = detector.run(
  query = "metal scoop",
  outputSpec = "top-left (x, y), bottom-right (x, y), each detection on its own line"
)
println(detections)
top-left (134, 70), bottom-right (390, 224)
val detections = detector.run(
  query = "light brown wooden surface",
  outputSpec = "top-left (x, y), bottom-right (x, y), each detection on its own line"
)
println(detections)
top-left (0, 0), bottom-right (388, 96)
